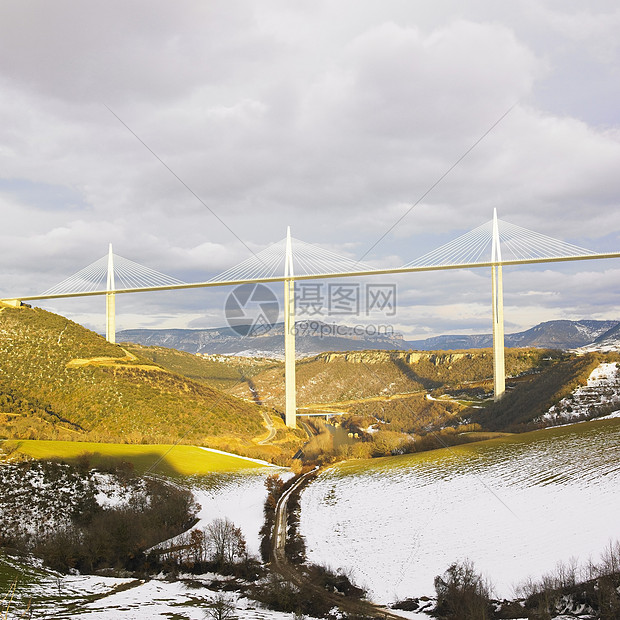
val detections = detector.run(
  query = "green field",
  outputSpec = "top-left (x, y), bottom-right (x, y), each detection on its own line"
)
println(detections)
top-left (2, 439), bottom-right (273, 476)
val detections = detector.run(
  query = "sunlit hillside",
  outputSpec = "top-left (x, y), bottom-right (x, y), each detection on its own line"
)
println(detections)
top-left (0, 304), bottom-right (302, 462)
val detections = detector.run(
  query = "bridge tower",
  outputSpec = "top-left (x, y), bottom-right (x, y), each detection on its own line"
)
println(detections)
top-left (106, 243), bottom-right (116, 344)
top-left (284, 227), bottom-right (297, 428)
top-left (491, 209), bottom-right (505, 400)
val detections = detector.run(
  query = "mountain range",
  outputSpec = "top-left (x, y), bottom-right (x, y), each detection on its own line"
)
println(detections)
top-left (117, 319), bottom-right (620, 357)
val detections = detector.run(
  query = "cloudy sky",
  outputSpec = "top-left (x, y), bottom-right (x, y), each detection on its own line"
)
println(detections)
top-left (1, 0), bottom-right (619, 339)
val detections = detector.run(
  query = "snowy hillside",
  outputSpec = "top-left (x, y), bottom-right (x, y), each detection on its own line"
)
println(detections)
top-left (582, 322), bottom-right (620, 352)
top-left (299, 419), bottom-right (620, 604)
top-left (1, 467), bottom-right (304, 620)
top-left (0, 552), bottom-right (324, 620)
top-left (537, 362), bottom-right (620, 425)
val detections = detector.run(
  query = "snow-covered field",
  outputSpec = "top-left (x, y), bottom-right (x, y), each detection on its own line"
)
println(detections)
top-left (2, 467), bottom-right (300, 620)
top-left (56, 576), bottom-right (313, 619)
top-left (300, 419), bottom-right (620, 604)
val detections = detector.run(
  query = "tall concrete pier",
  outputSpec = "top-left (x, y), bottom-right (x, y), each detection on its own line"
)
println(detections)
top-left (106, 243), bottom-right (116, 344)
top-left (491, 209), bottom-right (505, 400)
top-left (284, 227), bottom-right (297, 428)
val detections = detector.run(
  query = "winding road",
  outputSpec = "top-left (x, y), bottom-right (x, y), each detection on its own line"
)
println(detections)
top-left (270, 469), bottom-right (411, 620)
top-left (257, 411), bottom-right (276, 445)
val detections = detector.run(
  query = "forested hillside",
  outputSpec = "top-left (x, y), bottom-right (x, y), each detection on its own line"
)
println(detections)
top-left (472, 351), bottom-right (620, 431)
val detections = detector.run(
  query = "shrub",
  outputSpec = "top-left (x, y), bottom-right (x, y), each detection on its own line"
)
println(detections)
top-left (434, 559), bottom-right (494, 620)
top-left (204, 593), bottom-right (238, 619)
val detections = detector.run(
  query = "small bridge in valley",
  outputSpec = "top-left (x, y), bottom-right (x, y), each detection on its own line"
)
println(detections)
top-left (3, 209), bottom-right (619, 428)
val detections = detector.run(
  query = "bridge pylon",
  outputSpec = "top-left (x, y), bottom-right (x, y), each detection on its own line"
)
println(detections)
top-left (491, 209), bottom-right (505, 400)
top-left (106, 243), bottom-right (116, 344)
top-left (284, 227), bottom-right (297, 428)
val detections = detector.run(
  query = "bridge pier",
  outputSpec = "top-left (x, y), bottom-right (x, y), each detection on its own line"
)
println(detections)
top-left (284, 227), bottom-right (297, 428)
top-left (106, 243), bottom-right (116, 344)
top-left (491, 210), bottom-right (505, 400)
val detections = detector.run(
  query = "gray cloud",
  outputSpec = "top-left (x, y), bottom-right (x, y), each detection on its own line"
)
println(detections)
top-left (1, 1), bottom-right (619, 338)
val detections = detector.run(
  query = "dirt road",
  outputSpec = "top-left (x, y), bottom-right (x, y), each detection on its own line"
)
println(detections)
top-left (270, 469), bottom-right (411, 619)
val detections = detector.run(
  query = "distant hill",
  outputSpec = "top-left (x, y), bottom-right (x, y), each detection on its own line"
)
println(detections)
top-left (0, 303), bottom-right (301, 461)
top-left (586, 322), bottom-right (620, 351)
top-left (118, 319), bottom-right (619, 357)
top-left (406, 319), bottom-right (619, 350)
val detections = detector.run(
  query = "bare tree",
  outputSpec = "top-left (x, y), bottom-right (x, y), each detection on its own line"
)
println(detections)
top-left (189, 528), bottom-right (207, 564)
top-left (206, 518), bottom-right (247, 568)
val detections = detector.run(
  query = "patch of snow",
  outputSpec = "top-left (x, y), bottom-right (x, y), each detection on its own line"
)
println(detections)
top-left (196, 446), bottom-right (279, 467)
top-left (597, 410), bottom-right (620, 420)
top-left (161, 469), bottom-right (292, 557)
top-left (362, 425), bottom-right (379, 435)
top-left (233, 349), bottom-right (285, 360)
top-left (573, 323), bottom-right (593, 338)
top-left (6, 568), bottom-right (323, 619)
top-left (382, 381), bottom-right (397, 394)
top-left (578, 339), bottom-right (620, 353)
top-left (92, 473), bottom-right (147, 509)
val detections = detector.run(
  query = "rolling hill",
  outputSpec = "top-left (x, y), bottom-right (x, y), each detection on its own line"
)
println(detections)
top-left (299, 417), bottom-right (620, 602)
top-left (124, 342), bottom-right (280, 392)
top-left (0, 303), bottom-right (302, 462)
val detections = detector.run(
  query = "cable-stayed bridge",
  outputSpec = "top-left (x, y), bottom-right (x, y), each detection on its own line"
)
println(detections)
top-left (3, 210), bottom-right (620, 428)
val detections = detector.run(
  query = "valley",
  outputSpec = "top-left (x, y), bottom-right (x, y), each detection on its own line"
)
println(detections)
top-left (2, 303), bottom-right (620, 618)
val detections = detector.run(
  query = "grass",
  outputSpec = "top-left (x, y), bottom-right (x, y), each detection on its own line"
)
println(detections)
top-left (0, 306), bottom-right (268, 444)
top-left (457, 431), bottom-right (512, 440)
top-left (3, 439), bottom-right (273, 476)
